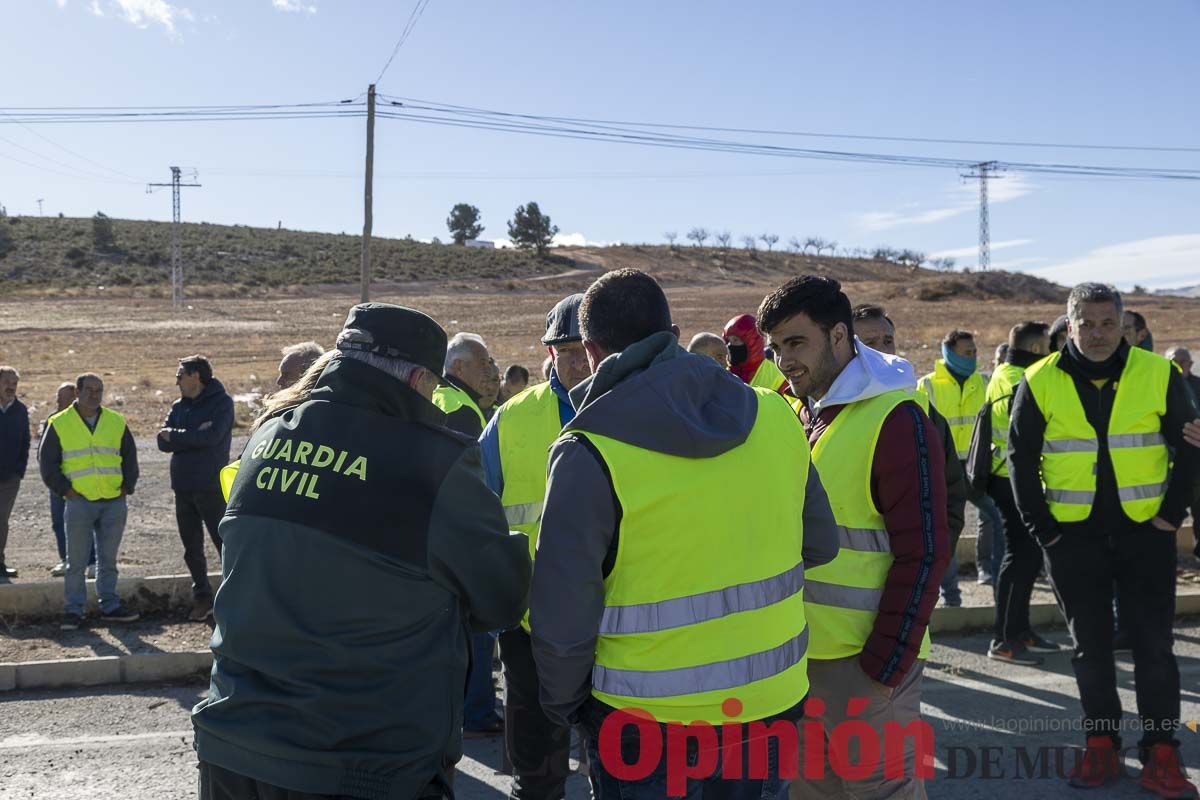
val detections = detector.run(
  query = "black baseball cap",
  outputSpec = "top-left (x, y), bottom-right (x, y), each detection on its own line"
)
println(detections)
top-left (541, 294), bottom-right (584, 345)
top-left (339, 303), bottom-right (447, 379)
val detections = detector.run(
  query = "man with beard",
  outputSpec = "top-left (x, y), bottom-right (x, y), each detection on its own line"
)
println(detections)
top-left (760, 277), bottom-right (949, 799)
top-left (479, 294), bottom-right (590, 800)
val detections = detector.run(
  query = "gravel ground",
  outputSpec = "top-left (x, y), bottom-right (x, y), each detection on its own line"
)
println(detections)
top-left (0, 435), bottom-right (248, 581)
top-left (0, 613), bottom-right (214, 663)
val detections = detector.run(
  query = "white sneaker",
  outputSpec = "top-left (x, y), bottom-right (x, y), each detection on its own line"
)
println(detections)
top-left (51, 562), bottom-right (67, 577)
top-left (86, 564), bottom-right (96, 579)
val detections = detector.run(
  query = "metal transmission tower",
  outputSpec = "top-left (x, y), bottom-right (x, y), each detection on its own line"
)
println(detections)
top-left (961, 161), bottom-right (1003, 271)
top-left (147, 167), bottom-right (201, 309)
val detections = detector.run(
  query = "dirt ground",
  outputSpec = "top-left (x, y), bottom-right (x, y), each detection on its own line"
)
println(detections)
top-left (0, 275), bottom-right (1197, 583)
top-left (0, 613), bottom-right (214, 662)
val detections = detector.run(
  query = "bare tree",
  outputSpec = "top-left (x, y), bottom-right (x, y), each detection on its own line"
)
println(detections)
top-left (872, 246), bottom-right (900, 262)
top-left (788, 237), bottom-right (803, 254)
top-left (715, 231), bottom-right (732, 268)
top-left (897, 249), bottom-right (926, 268)
top-left (802, 237), bottom-right (821, 254)
top-left (664, 231), bottom-right (678, 249)
top-left (686, 227), bottom-right (710, 248)
top-left (759, 233), bottom-right (779, 252)
top-left (741, 235), bottom-right (757, 251)
top-left (929, 256), bottom-right (956, 272)
top-left (819, 239), bottom-right (838, 255)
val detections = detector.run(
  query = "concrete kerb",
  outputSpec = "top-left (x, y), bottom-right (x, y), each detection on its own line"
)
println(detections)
top-left (931, 588), bottom-right (1200, 635)
top-left (0, 651), bottom-right (212, 693)
top-left (955, 524), bottom-right (1194, 566)
top-left (0, 572), bottom-right (223, 621)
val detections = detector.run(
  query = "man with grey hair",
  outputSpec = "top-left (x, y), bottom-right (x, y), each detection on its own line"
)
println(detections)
top-left (192, 303), bottom-right (530, 799)
top-left (1008, 282), bottom-right (1198, 794)
top-left (276, 341), bottom-right (325, 390)
top-left (433, 333), bottom-right (499, 439)
top-left (0, 365), bottom-right (30, 580)
top-left (686, 331), bottom-right (730, 368)
top-left (1166, 345), bottom-right (1200, 405)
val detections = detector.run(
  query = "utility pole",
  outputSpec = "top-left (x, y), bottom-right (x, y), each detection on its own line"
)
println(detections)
top-left (361, 84), bottom-right (376, 303)
top-left (148, 167), bottom-right (201, 309)
top-left (961, 161), bottom-right (1002, 271)
top-left (36, 198), bottom-right (44, 216)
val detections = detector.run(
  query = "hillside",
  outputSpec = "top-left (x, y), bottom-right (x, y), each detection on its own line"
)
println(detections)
top-left (0, 214), bottom-right (1071, 305)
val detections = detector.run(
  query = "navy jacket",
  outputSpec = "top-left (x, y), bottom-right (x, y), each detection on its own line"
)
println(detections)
top-left (158, 379), bottom-right (234, 492)
top-left (0, 400), bottom-right (31, 481)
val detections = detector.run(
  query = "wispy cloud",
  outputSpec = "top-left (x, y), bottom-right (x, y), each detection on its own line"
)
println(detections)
top-left (272, 0), bottom-right (317, 13)
top-left (929, 239), bottom-right (1034, 261)
top-left (1034, 234), bottom-right (1200, 290)
top-left (491, 232), bottom-right (618, 249)
top-left (89, 0), bottom-right (103, 14)
top-left (857, 173), bottom-right (1035, 232)
top-left (67, 0), bottom-right (192, 34)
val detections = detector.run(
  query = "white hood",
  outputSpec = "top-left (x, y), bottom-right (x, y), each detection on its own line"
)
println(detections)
top-left (809, 338), bottom-right (917, 415)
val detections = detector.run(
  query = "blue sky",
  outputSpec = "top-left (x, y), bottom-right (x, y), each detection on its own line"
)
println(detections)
top-left (4, 0), bottom-right (1200, 289)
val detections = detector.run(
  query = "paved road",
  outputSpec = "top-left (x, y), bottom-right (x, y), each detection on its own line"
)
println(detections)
top-left (2, 622), bottom-right (1198, 799)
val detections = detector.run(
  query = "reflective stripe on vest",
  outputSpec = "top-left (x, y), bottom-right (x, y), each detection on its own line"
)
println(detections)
top-left (807, 388), bottom-right (933, 661)
top-left (1024, 348), bottom-right (1172, 523)
top-left (919, 361), bottom-right (985, 459)
top-left (592, 627), bottom-right (810, 700)
top-left (49, 406), bottom-right (127, 501)
top-left (578, 388), bottom-right (811, 723)
top-left (431, 384), bottom-right (486, 428)
top-left (495, 382), bottom-right (568, 631)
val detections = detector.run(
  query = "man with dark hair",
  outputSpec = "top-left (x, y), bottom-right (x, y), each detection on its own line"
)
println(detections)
top-left (192, 303), bottom-right (531, 800)
top-left (919, 329), bottom-right (1006, 589)
top-left (42, 382), bottom-right (94, 578)
top-left (40, 373), bottom-right (140, 629)
top-left (497, 364), bottom-right (530, 405)
top-left (1123, 309), bottom-right (1153, 352)
top-left (852, 304), bottom-right (968, 608)
top-left (1009, 283), bottom-right (1197, 794)
top-left (0, 365), bottom-right (29, 581)
top-left (760, 276), bottom-right (949, 799)
top-left (532, 269), bottom-right (837, 799)
top-left (480, 294), bottom-right (591, 800)
top-left (993, 343), bottom-right (1009, 374)
top-left (1049, 314), bottom-right (1070, 353)
top-left (159, 355), bottom-right (234, 621)
top-left (983, 322), bottom-right (1060, 666)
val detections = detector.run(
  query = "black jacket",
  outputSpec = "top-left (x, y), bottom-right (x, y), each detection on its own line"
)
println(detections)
top-left (1008, 340), bottom-right (1197, 544)
top-left (38, 406), bottom-right (139, 497)
top-left (192, 357), bottom-right (530, 799)
top-left (157, 378), bottom-right (234, 492)
top-left (0, 399), bottom-right (31, 481)
top-left (439, 374), bottom-right (489, 438)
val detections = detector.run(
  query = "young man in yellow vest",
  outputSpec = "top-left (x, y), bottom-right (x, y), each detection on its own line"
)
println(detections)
top-left (1009, 283), bottom-right (1198, 797)
top-left (478, 293), bottom-right (590, 800)
top-left (531, 269), bottom-right (838, 799)
top-left (919, 330), bottom-right (1007, 593)
top-left (38, 373), bottom-right (140, 630)
top-left (759, 276), bottom-right (950, 800)
top-left (983, 321), bottom-right (1062, 666)
top-left (852, 305), bottom-right (967, 606)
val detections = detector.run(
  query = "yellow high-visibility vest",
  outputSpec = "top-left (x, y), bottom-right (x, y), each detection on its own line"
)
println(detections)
top-left (804, 389), bottom-right (933, 661)
top-left (1024, 348), bottom-right (1171, 523)
top-left (432, 384), bottom-right (486, 429)
top-left (49, 406), bottom-right (126, 501)
top-left (984, 362), bottom-right (1027, 479)
top-left (749, 359), bottom-right (787, 393)
top-left (918, 360), bottom-right (985, 459)
top-left (579, 388), bottom-right (810, 723)
top-left (495, 382), bottom-right (566, 631)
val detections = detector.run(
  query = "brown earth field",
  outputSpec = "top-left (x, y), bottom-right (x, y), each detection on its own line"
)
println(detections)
top-left (1, 252), bottom-right (1198, 585)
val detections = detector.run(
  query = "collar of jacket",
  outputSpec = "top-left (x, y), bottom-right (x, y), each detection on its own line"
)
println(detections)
top-left (568, 330), bottom-right (681, 413)
top-left (1060, 337), bottom-right (1129, 382)
top-left (444, 373), bottom-right (482, 404)
top-left (1005, 349), bottom-right (1043, 369)
top-left (309, 357), bottom-right (444, 427)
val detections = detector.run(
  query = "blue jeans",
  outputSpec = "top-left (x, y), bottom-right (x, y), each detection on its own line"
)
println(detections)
top-left (63, 496), bottom-right (127, 615)
top-left (940, 555), bottom-right (962, 605)
top-left (579, 700), bottom-right (786, 800)
top-left (464, 630), bottom-right (499, 728)
top-left (51, 491), bottom-right (94, 565)
top-left (972, 491), bottom-right (1006, 581)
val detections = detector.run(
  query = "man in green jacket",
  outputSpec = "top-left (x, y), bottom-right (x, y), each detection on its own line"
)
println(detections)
top-left (192, 303), bottom-right (531, 800)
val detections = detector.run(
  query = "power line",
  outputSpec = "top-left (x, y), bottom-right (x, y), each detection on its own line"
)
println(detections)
top-left (0, 110), bottom-right (149, 182)
top-left (380, 93), bottom-right (1200, 155)
top-left (374, 0), bottom-right (433, 85)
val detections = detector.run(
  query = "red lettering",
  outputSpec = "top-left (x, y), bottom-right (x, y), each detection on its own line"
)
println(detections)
top-left (598, 709), bottom-right (661, 782)
top-left (882, 719), bottom-right (936, 780)
top-left (665, 722), bottom-right (718, 797)
top-left (746, 720), bottom-right (799, 780)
